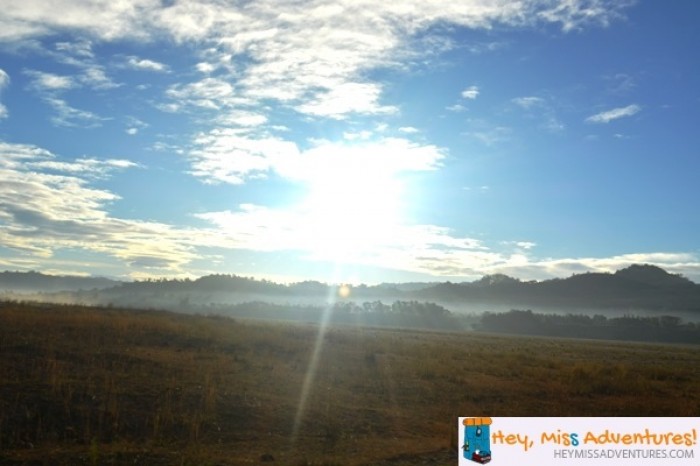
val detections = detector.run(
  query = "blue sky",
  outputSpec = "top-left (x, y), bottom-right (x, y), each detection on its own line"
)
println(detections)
top-left (0, 0), bottom-right (699, 283)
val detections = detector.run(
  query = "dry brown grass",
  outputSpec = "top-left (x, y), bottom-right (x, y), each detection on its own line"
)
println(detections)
top-left (1, 301), bottom-right (699, 465)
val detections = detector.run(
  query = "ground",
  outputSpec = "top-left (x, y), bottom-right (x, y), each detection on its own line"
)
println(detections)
top-left (1, 302), bottom-right (699, 465)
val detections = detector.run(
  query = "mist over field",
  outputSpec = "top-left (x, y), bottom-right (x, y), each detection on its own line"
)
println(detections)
top-left (3, 264), bottom-right (700, 345)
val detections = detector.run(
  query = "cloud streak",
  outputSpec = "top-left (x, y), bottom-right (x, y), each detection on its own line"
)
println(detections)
top-left (0, 68), bottom-right (8, 118)
top-left (586, 104), bottom-right (641, 123)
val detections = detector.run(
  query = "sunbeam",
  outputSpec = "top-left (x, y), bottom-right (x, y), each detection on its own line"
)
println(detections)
top-left (291, 270), bottom-right (343, 444)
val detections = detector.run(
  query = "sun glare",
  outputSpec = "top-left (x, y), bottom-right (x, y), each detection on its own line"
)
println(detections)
top-left (338, 284), bottom-right (351, 298)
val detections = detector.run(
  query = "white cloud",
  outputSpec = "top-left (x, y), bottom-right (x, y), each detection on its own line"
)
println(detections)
top-left (461, 85), bottom-right (480, 100)
top-left (187, 130), bottom-right (445, 185)
top-left (25, 70), bottom-right (75, 90)
top-left (515, 241), bottom-right (536, 250)
top-left (586, 104), bottom-right (641, 123)
top-left (125, 55), bottom-right (169, 72)
top-left (188, 131), bottom-right (294, 184)
top-left (195, 62), bottom-right (216, 74)
top-left (80, 66), bottom-right (119, 89)
top-left (295, 82), bottom-right (397, 119)
top-left (398, 126), bottom-right (419, 134)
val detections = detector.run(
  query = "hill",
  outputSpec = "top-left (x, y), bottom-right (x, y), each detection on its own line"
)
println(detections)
top-left (414, 265), bottom-right (700, 312)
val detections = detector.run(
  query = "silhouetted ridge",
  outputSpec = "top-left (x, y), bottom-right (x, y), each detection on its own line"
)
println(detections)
top-left (473, 274), bottom-right (521, 287)
top-left (0, 271), bottom-right (118, 292)
top-left (614, 264), bottom-right (692, 287)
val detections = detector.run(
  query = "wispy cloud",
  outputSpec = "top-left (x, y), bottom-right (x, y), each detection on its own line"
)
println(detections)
top-left (49, 40), bottom-right (120, 90)
top-left (512, 96), bottom-right (545, 109)
top-left (26, 157), bottom-right (139, 178)
top-left (586, 104), bottom-right (641, 123)
top-left (537, 0), bottom-right (635, 32)
top-left (55, 40), bottom-right (94, 58)
top-left (44, 97), bottom-right (105, 127)
top-left (0, 140), bottom-right (198, 276)
top-left (465, 121), bottom-right (511, 146)
top-left (512, 95), bottom-right (564, 132)
top-left (605, 72), bottom-right (636, 94)
top-left (23, 70), bottom-right (107, 127)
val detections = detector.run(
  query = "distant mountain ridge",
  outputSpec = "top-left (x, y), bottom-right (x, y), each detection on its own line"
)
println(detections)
top-left (412, 264), bottom-right (700, 311)
top-left (1, 264), bottom-right (699, 313)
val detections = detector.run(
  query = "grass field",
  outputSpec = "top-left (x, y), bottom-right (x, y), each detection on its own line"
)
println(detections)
top-left (1, 301), bottom-right (699, 465)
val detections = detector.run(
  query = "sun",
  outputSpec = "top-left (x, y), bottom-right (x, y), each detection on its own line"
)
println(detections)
top-left (299, 158), bottom-right (404, 262)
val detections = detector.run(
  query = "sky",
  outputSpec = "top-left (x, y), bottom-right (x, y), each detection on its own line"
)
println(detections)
top-left (0, 0), bottom-right (699, 284)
